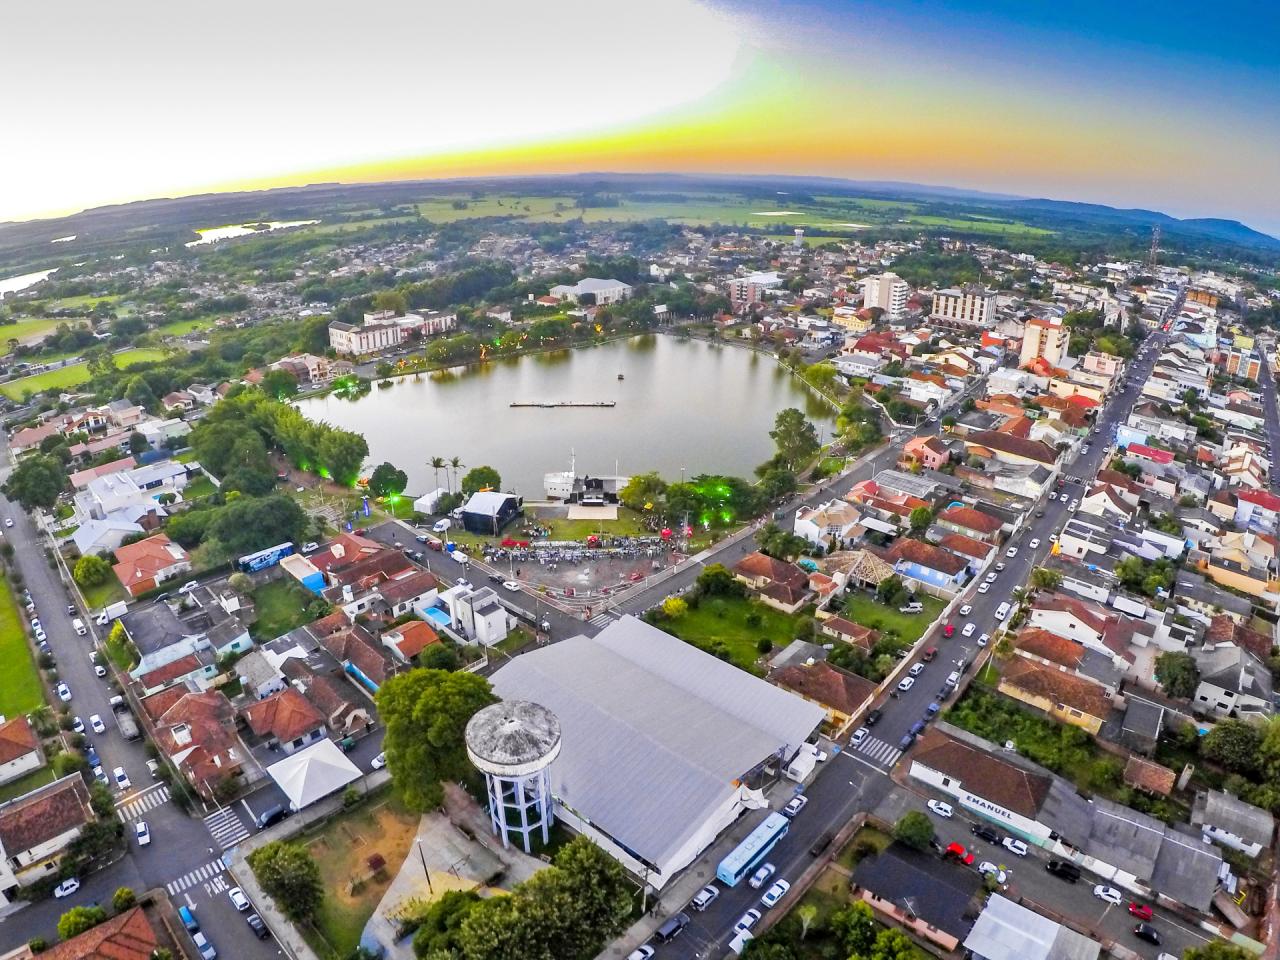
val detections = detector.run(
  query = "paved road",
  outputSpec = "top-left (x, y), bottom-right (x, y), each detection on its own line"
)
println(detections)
top-left (1256, 347), bottom-right (1280, 494)
top-left (0, 447), bottom-right (277, 960)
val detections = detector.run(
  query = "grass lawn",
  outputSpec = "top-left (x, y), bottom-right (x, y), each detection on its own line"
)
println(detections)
top-left (174, 450), bottom-right (199, 463)
top-left (661, 595), bottom-right (804, 675)
top-left (0, 348), bottom-right (167, 399)
top-left (538, 508), bottom-right (648, 541)
top-left (250, 580), bottom-right (316, 640)
top-left (80, 575), bottom-right (127, 612)
top-left (104, 624), bottom-right (138, 671)
top-left (301, 790), bottom-right (420, 960)
top-left (182, 476), bottom-right (216, 500)
top-left (0, 316), bottom-right (74, 346)
top-left (841, 593), bottom-right (945, 646)
top-left (0, 581), bottom-right (43, 718)
top-left (835, 825), bottom-right (892, 870)
top-left (152, 317), bottom-right (214, 337)
top-left (45, 294), bottom-right (122, 311)
top-left (0, 766), bottom-right (56, 803)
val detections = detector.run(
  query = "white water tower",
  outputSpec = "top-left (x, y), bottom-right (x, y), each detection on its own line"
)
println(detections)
top-left (793, 228), bottom-right (804, 248)
top-left (465, 700), bottom-right (561, 853)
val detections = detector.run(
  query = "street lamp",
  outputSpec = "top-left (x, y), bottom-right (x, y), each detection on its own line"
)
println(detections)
top-left (414, 838), bottom-right (435, 895)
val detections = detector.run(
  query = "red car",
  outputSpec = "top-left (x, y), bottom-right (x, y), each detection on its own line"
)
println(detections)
top-left (1128, 903), bottom-right (1153, 921)
top-left (943, 624), bottom-right (955, 637)
top-left (945, 842), bottom-right (975, 865)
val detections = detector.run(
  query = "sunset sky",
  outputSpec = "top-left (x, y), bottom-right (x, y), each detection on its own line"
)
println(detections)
top-left (6, 0), bottom-right (1279, 233)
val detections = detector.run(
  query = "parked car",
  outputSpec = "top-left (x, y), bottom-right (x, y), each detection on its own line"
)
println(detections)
top-left (977, 582), bottom-right (991, 593)
top-left (864, 709), bottom-right (882, 726)
top-left (502, 580), bottom-right (521, 592)
top-left (1132, 923), bottom-right (1161, 945)
top-left (760, 879), bottom-right (791, 909)
top-left (71, 716), bottom-right (85, 734)
top-left (942, 623), bottom-right (955, 637)
top-left (689, 884), bottom-right (720, 912)
top-left (1093, 885), bottom-right (1123, 905)
top-left (908, 663), bottom-right (925, 677)
top-left (733, 909), bottom-right (762, 935)
top-left (90, 715), bottom-right (105, 734)
top-left (783, 795), bottom-right (809, 818)
top-left (135, 821), bottom-right (150, 846)
top-left (851, 727), bottom-right (869, 747)
top-left (1006, 547), bottom-right (1018, 558)
top-left (113, 767), bottom-right (131, 790)
top-left (54, 878), bottom-right (80, 898)
top-left (994, 562), bottom-right (1005, 571)
top-left (1029, 538), bottom-right (1041, 549)
top-left (977, 633), bottom-right (990, 647)
top-left (1128, 902), bottom-right (1153, 921)
top-left (962, 623), bottom-right (976, 637)
top-left (897, 676), bottom-right (915, 692)
top-left (945, 842), bottom-right (975, 865)
top-left (926, 799), bottom-right (952, 818)
top-left (959, 604), bottom-right (972, 616)
top-left (985, 572), bottom-right (997, 582)
top-left (147, 759), bottom-right (162, 779)
top-left (809, 832), bottom-right (833, 856)
top-left (625, 948), bottom-right (655, 960)
top-left (56, 682), bottom-right (71, 702)
top-left (229, 887), bottom-right (251, 912)
top-left (246, 914), bottom-right (270, 940)
top-left (191, 931), bottom-right (217, 960)
top-left (748, 863), bottom-right (776, 889)
top-left (1002, 837), bottom-right (1028, 857)
top-left (1047, 859), bottom-right (1081, 882)
top-left (977, 861), bottom-right (1007, 884)
top-left (371, 753), bottom-right (387, 770)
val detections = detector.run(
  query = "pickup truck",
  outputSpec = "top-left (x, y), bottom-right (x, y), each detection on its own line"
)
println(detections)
top-left (113, 701), bottom-right (141, 741)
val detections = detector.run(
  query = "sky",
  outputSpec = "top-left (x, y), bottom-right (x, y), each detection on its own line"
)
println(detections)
top-left (5, 0), bottom-right (1279, 234)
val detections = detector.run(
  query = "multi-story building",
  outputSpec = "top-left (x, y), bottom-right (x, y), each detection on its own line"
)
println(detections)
top-left (1221, 348), bottom-right (1262, 381)
top-left (725, 271), bottom-right (782, 309)
top-left (930, 285), bottom-right (996, 327)
top-left (328, 310), bottom-right (457, 356)
top-left (861, 272), bottom-right (909, 319)
top-left (1019, 316), bottom-right (1069, 369)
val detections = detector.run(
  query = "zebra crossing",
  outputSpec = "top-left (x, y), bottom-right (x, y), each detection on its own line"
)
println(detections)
top-left (853, 736), bottom-right (903, 769)
top-left (166, 859), bottom-right (226, 896)
top-left (588, 612), bottom-right (615, 628)
top-left (115, 784), bottom-right (170, 822)
top-left (204, 807), bottom-right (252, 850)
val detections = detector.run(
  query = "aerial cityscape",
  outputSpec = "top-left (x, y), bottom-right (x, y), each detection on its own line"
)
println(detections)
top-left (0, 4), bottom-right (1278, 960)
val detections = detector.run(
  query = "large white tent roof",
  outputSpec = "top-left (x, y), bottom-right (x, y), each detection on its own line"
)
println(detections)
top-left (266, 738), bottom-right (362, 811)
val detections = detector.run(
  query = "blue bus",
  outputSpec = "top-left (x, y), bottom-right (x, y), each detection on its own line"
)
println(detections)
top-left (716, 812), bottom-right (790, 887)
top-left (237, 541), bottom-right (295, 573)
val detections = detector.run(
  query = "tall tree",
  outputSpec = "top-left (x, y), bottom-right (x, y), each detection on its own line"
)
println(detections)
top-left (57, 906), bottom-right (108, 940)
top-left (429, 456), bottom-right (447, 492)
top-left (2, 454), bottom-right (67, 509)
top-left (448, 456), bottom-right (465, 493)
top-left (247, 841), bottom-right (323, 922)
top-left (368, 462), bottom-right (409, 499)
top-left (461, 465), bottom-right (501, 496)
top-left (893, 811), bottom-right (935, 851)
top-left (1154, 651), bottom-right (1198, 699)
top-left (769, 408), bottom-right (820, 470)
top-left (376, 669), bottom-right (497, 810)
top-left (319, 430), bottom-right (369, 487)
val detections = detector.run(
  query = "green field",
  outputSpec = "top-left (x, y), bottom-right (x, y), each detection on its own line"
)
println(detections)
top-left (0, 316), bottom-right (79, 347)
top-left (0, 766), bottom-right (56, 804)
top-left (661, 595), bottom-right (804, 674)
top-left (841, 592), bottom-right (945, 646)
top-left (80, 574), bottom-right (128, 613)
top-left (45, 294), bottom-right (122, 311)
top-left (250, 579), bottom-right (317, 641)
top-left (903, 214), bottom-right (1053, 236)
top-left (152, 317), bottom-right (214, 337)
top-left (0, 348), bottom-right (167, 399)
top-left (0, 580), bottom-right (43, 718)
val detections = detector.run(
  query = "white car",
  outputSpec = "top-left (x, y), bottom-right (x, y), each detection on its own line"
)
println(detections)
top-left (371, 752), bottom-right (387, 770)
top-left (135, 821), bottom-right (151, 846)
top-left (56, 682), bottom-right (72, 702)
top-left (625, 948), bottom-right (655, 960)
top-left (71, 716), bottom-right (85, 734)
top-left (985, 572), bottom-right (997, 582)
top-left (1006, 547), bottom-right (1018, 558)
top-left (927, 799), bottom-right (953, 818)
top-left (760, 879), bottom-right (791, 908)
top-left (909, 663), bottom-right (925, 677)
top-left (3, 518), bottom-right (12, 528)
top-left (978, 861), bottom-right (1007, 884)
top-left (34, 628), bottom-right (46, 642)
top-left (1069, 500), bottom-right (1079, 511)
top-left (113, 766), bottom-right (131, 790)
top-left (897, 676), bottom-right (915, 692)
top-left (53, 878), bottom-right (80, 898)
top-left (748, 863), bottom-right (776, 889)
top-left (733, 909), bottom-right (762, 934)
top-left (301, 541), bottom-right (320, 554)
top-left (959, 604), bottom-right (972, 616)
top-left (1048, 491), bottom-right (1058, 500)
top-left (1093, 884), bottom-right (1123, 905)
top-left (1029, 538), bottom-right (1041, 549)
top-left (178, 580), bottom-right (199, 594)
top-left (229, 887), bottom-right (251, 912)
top-left (89, 715), bottom-right (105, 734)
top-left (962, 623), bottom-right (976, 637)
top-left (977, 582), bottom-right (991, 594)
top-left (977, 633), bottom-right (990, 648)
top-left (995, 562), bottom-right (1005, 572)
top-left (782, 795), bottom-right (808, 818)
top-left (502, 580), bottom-right (521, 592)
top-left (1003, 837), bottom-right (1028, 857)
top-left (850, 727), bottom-right (869, 747)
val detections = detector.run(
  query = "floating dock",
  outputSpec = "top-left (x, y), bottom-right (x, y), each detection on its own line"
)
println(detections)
top-left (510, 400), bottom-right (616, 408)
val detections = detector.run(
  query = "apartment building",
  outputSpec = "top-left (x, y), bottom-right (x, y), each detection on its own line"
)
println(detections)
top-left (931, 285), bottom-right (996, 327)
top-left (861, 272), bottom-right (909, 319)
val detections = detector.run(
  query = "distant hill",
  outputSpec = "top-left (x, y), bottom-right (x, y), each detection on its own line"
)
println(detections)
top-left (1004, 197), bottom-right (1280, 250)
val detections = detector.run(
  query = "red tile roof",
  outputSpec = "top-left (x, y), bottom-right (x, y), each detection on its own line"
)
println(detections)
top-left (112, 533), bottom-right (189, 592)
top-left (938, 533), bottom-right (993, 561)
top-left (40, 904), bottom-right (157, 960)
top-left (1014, 627), bottom-right (1087, 669)
top-left (385, 620), bottom-right (440, 659)
top-left (820, 616), bottom-right (879, 651)
top-left (888, 538), bottom-right (969, 576)
top-left (138, 653), bottom-right (201, 689)
top-left (0, 776), bottom-right (92, 855)
top-left (771, 662), bottom-right (876, 715)
top-left (243, 688), bottom-right (326, 743)
top-left (1124, 756), bottom-right (1176, 796)
top-left (1237, 488), bottom-right (1280, 511)
top-left (966, 430), bottom-right (1058, 465)
top-left (0, 715), bottom-right (39, 765)
top-left (733, 552), bottom-right (809, 590)
top-left (1126, 443), bottom-right (1175, 464)
top-left (939, 506), bottom-right (1003, 535)
top-left (1002, 658), bottom-right (1113, 720)
top-left (912, 729), bottom-right (1051, 818)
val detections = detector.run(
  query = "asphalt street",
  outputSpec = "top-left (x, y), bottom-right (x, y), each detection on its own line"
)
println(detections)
top-left (1256, 347), bottom-right (1280, 494)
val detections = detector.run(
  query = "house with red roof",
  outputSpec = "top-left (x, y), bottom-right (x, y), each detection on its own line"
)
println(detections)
top-left (1125, 443), bottom-right (1175, 465)
top-left (112, 533), bottom-right (191, 598)
top-left (1027, 593), bottom-right (1145, 667)
top-left (937, 506), bottom-right (1004, 543)
top-left (887, 538), bottom-right (969, 593)
top-left (382, 620), bottom-right (440, 664)
top-left (0, 775), bottom-right (94, 897)
top-left (243, 687), bottom-right (327, 755)
top-left (0, 717), bottom-right (42, 787)
top-left (901, 436), bottom-right (950, 471)
top-left (732, 552), bottom-right (813, 613)
top-left (963, 430), bottom-right (1058, 467)
top-left (937, 533), bottom-right (995, 571)
top-left (1234, 487), bottom-right (1280, 533)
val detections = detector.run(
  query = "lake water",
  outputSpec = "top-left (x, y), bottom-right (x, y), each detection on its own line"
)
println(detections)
top-left (185, 220), bottom-right (320, 247)
top-left (0, 267), bottom-right (58, 298)
top-left (296, 335), bottom-right (837, 498)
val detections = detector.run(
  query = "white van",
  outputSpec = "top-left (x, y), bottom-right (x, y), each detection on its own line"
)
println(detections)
top-left (72, 618), bottom-right (87, 636)
top-left (450, 550), bottom-right (469, 565)
top-left (433, 519), bottom-right (451, 533)
top-left (994, 601), bottom-right (1011, 621)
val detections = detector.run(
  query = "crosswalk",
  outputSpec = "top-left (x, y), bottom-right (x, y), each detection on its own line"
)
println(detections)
top-left (588, 612), bottom-right (615, 628)
top-left (166, 858), bottom-right (228, 896)
top-left (854, 736), bottom-right (903, 769)
top-left (204, 807), bottom-right (252, 850)
top-left (115, 784), bottom-right (170, 822)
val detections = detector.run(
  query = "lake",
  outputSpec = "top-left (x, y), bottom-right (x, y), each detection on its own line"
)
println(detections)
top-left (296, 335), bottom-right (837, 498)
top-left (0, 267), bottom-right (58, 298)
top-left (185, 220), bottom-right (320, 246)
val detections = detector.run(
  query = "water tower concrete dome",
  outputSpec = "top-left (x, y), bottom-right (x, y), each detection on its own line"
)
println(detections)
top-left (466, 700), bottom-right (561, 778)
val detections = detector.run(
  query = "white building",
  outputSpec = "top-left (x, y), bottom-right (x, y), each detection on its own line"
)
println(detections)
top-left (861, 272), bottom-right (909, 319)
top-left (931, 285), bottom-right (996, 327)
top-left (327, 310), bottom-right (457, 356)
top-left (549, 277), bottom-right (633, 305)
top-left (1020, 317), bottom-right (1070, 369)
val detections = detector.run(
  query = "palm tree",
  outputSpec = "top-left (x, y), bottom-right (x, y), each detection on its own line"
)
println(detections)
top-left (449, 456), bottom-right (464, 493)
top-left (429, 456), bottom-right (446, 492)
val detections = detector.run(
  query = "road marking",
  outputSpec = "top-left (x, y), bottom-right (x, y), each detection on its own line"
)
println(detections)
top-left (204, 806), bottom-right (252, 849)
top-left (184, 892), bottom-right (195, 908)
top-left (855, 736), bottom-right (903, 768)
top-left (166, 858), bottom-right (225, 895)
top-left (116, 785), bottom-right (171, 821)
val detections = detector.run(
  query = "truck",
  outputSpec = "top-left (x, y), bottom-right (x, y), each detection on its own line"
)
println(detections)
top-left (95, 601), bottom-right (128, 626)
top-left (113, 701), bottom-right (141, 741)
